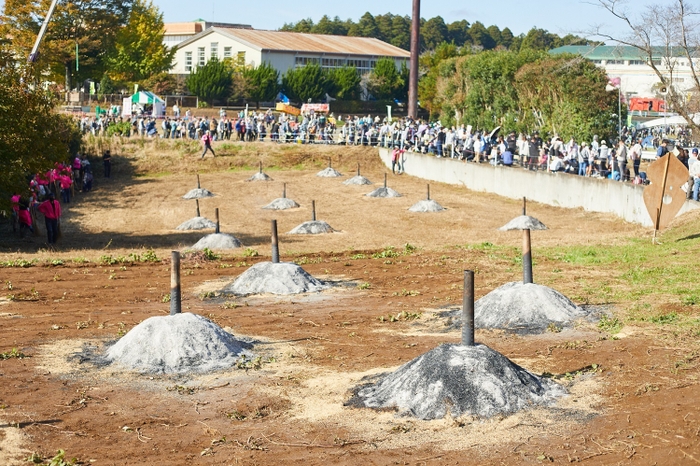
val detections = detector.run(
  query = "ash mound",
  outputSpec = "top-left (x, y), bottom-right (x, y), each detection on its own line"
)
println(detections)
top-left (343, 175), bottom-right (373, 185)
top-left (248, 172), bottom-right (273, 182)
top-left (224, 261), bottom-right (327, 296)
top-left (191, 233), bottom-right (242, 250)
top-left (445, 282), bottom-right (586, 333)
top-left (288, 220), bottom-right (335, 234)
top-left (104, 313), bottom-right (252, 374)
top-left (176, 217), bottom-right (216, 230)
top-left (317, 167), bottom-right (343, 177)
top-left (182, 188), bottom-right (215, 199)
top-left (499, 215), bottom-right (548, 231)
top-left (366, 187), bottom-right (402, 198)
top-left (408, 200), bottom-right (445, 212)
top-left (262, 198), bottom-right (300, 210)
top-left (347, 343), bottom-right (566, 420)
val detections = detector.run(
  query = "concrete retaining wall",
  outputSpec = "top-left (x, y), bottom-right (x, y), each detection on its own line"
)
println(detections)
top-left (379, 149), bottom-right (698, 227)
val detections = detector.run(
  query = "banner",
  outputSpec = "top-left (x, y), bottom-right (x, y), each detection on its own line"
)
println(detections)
top-left (300, 103), bottom-right (329, 113)
top-left (276, 102), bottom-right (301, 116)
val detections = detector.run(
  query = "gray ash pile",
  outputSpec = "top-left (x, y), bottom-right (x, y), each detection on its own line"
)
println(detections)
top-left (347, 343), bottom-right (566, 420)
top-left (408, 200), bottom-right (445, 212)
top-left (288, 220), bottom-right (334, 234)
top-left (224, 261), bottom-right (327, 296)
top-left (317, 167), bottom-right (343, 177)
top-left (182, 188), bottom-right (214, 199)
top-left (263, 198), bottom-right (299, 210)
top-left (366, 187), bottom-right (402, 198)
top-left (444, 282), bottom-right (587, 334)
top-left (176, 217), bottom-right (216, 230)
top-left (191, 233), bottom-right (242, 250)
top-left (247, 162), bottom-right (273, 181)
top-left (409, 185), bottom-right (444, 212)
top-left (104, 312), bottom-right (253, 374)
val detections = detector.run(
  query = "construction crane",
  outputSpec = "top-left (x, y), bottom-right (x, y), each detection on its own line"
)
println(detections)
top-left (28, 0), bottom-right (60, 63)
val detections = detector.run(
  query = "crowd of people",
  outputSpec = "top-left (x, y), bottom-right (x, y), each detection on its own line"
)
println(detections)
top-left (10, 153), bottom-right (100, 245)
top-left (13, 103), bottom-right (700, 247)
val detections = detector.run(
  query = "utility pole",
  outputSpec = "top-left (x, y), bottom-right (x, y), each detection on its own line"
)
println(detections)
top-left (408, 0), bottom-right (420, 120)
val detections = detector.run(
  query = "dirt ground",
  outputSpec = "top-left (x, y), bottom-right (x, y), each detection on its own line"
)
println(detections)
top-left (1, 142), bottom-right (699, 465)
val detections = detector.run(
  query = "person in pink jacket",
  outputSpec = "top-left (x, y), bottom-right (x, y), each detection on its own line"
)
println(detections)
top-left (38, 193), bottom-right (61, 245)
top-left (201, 130), bottom-right (216, 159)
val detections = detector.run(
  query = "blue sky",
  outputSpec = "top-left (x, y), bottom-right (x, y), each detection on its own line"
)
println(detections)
top-left (150, 0), bottom-right (633, 38)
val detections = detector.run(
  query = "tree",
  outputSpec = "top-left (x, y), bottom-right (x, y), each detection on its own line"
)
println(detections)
top-left (389, 15), bottom-right (411, 50)
top-left (0, 51), bottom-right (81, 213)
top-left (186, 58), bottom-right (232, 105)
top-left (514, 55), bottom-right (619, 140)
top-left (282, 63), bottom-right (329, 102)
top-left (366, 57), bottom-right (404, 100)
top-left (593, 0), bottom-right (700, 132)
top-left (243, 62), bottom-right (280, 106)
top-left (422, 16), bottom-right (448, 51)
top-left (468, 22), bottom-right (497, 50)
top-left (519, 28), bottom-right (558, 51)
top-left (1, 0), bottom-right (133, 90)
top-left (447, 20), bottom-right (470, 47)
top-left (500, 28), bottom-right (515, 49)
top-left (350, 12), bottom-right (380, 38)
top-left (326, 66), bottom-right (361, 100)
top-left (105, 0), bottom-right (174, 83)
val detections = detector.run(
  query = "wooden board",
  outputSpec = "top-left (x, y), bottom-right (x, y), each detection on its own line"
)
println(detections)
top-left (642, 154), bottom-right (689, 230)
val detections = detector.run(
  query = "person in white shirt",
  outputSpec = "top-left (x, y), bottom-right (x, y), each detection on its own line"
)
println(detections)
top-left (629, 138), bottom-right (643, 178)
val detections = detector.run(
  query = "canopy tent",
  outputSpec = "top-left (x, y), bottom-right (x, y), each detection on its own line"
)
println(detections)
top-left (637, 113), bottom-right (700, 129)
top-left (124, 91), bottom-right (165, 117)
top-left (131, 91), bottom-right (164, 104)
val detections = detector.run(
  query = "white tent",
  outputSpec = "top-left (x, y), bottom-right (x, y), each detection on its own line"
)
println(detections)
top-left (637, 113), bottom-right (700, 128)
top-left (125, 91), bottom-right (165, 117)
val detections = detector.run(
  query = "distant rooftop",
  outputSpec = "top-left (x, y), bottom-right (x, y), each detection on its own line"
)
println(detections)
top-left (164, 20), bottom-right (251, 36)
top-left (550, 45), bottom-right (693, 60)
top-left (179, 27), bottom-right (411, 57)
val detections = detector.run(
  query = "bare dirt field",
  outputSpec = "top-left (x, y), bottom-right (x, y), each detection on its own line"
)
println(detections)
top-left (1, 139), bottom-right (699, 465)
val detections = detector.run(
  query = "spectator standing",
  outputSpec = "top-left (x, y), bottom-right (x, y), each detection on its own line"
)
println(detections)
top-left (629, 139), bottom-right (642, 178)
top-left (657, 139), bottom-right (669, 158)
top-left (689, 148), bottom-right (700, 201)
top-left (103, 150), bottom-right (112, 178)
top-left (38, 192), bottom-right (61, 245)
top-left (617, 140), bottom-right (628, 181)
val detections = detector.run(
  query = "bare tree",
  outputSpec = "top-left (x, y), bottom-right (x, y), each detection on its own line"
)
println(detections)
top-left (592, 0), bottom-right (700, 132)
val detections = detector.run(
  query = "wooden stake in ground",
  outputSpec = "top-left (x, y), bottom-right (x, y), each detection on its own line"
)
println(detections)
top-left (271, 220), bottom-right (280, 263)
top-left (170, 251), bottom-right (181, 315)
top-left (499, 204), bottom-right (548, 285)
top-left (311, 200), bottom-right (316, 221)
top-left (462, 270), bottom-right (475, 346)
top-left (196, 199), bottom-right (200, 217)
top-left (215, 208), bottom-right (220, 234)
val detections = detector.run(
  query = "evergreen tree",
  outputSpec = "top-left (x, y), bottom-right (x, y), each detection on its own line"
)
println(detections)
top-left (186, 58), bottom-right (232, 105)
top-left (326, 66), bottom-right (361, 100)
top-left (243, 62), bottom-right (280, 106)
top-left (282, 63), bottom-right (329, 102)
top-left (366, 57), bottom-right (404, 100)
top-left (422, 16), bottom-right (449, 51)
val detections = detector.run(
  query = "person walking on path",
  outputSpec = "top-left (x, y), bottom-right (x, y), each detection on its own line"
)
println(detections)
top-left (201, 130), bottom-right (215, 159)
top-left (38, 193), bottom-right (61, 245)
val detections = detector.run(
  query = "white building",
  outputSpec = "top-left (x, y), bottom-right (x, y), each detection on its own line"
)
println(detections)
top-left (170, 28), bottom-right (410, 78)
top-left (164, 20), bottom-right (252, 49)
top-left (550, 45), bottom-right (699, 100)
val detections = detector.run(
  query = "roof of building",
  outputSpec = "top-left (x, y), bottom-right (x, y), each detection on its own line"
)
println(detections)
top-left (165, 21), bottom-right (252, 36)
top-left (177, 28), bottom-right (411, 58)
top-left (164, 22), bottom-right (203, 36)
top-left (550, 45), bottom-right (690, 60)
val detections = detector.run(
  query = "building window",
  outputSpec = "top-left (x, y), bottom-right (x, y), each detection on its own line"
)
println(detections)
top-left (629, 60), bottom-right (645, 66)
top-left (211, 42), bottom-right (218, 60)
top-left (198, 47), bottom-right (205, 66)
top-left (237, 51), bottom-right (246, 67)
top-left (185, 51), bottom-right (193, 72)
top-left (224, 47), bottom-right (232, 59)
